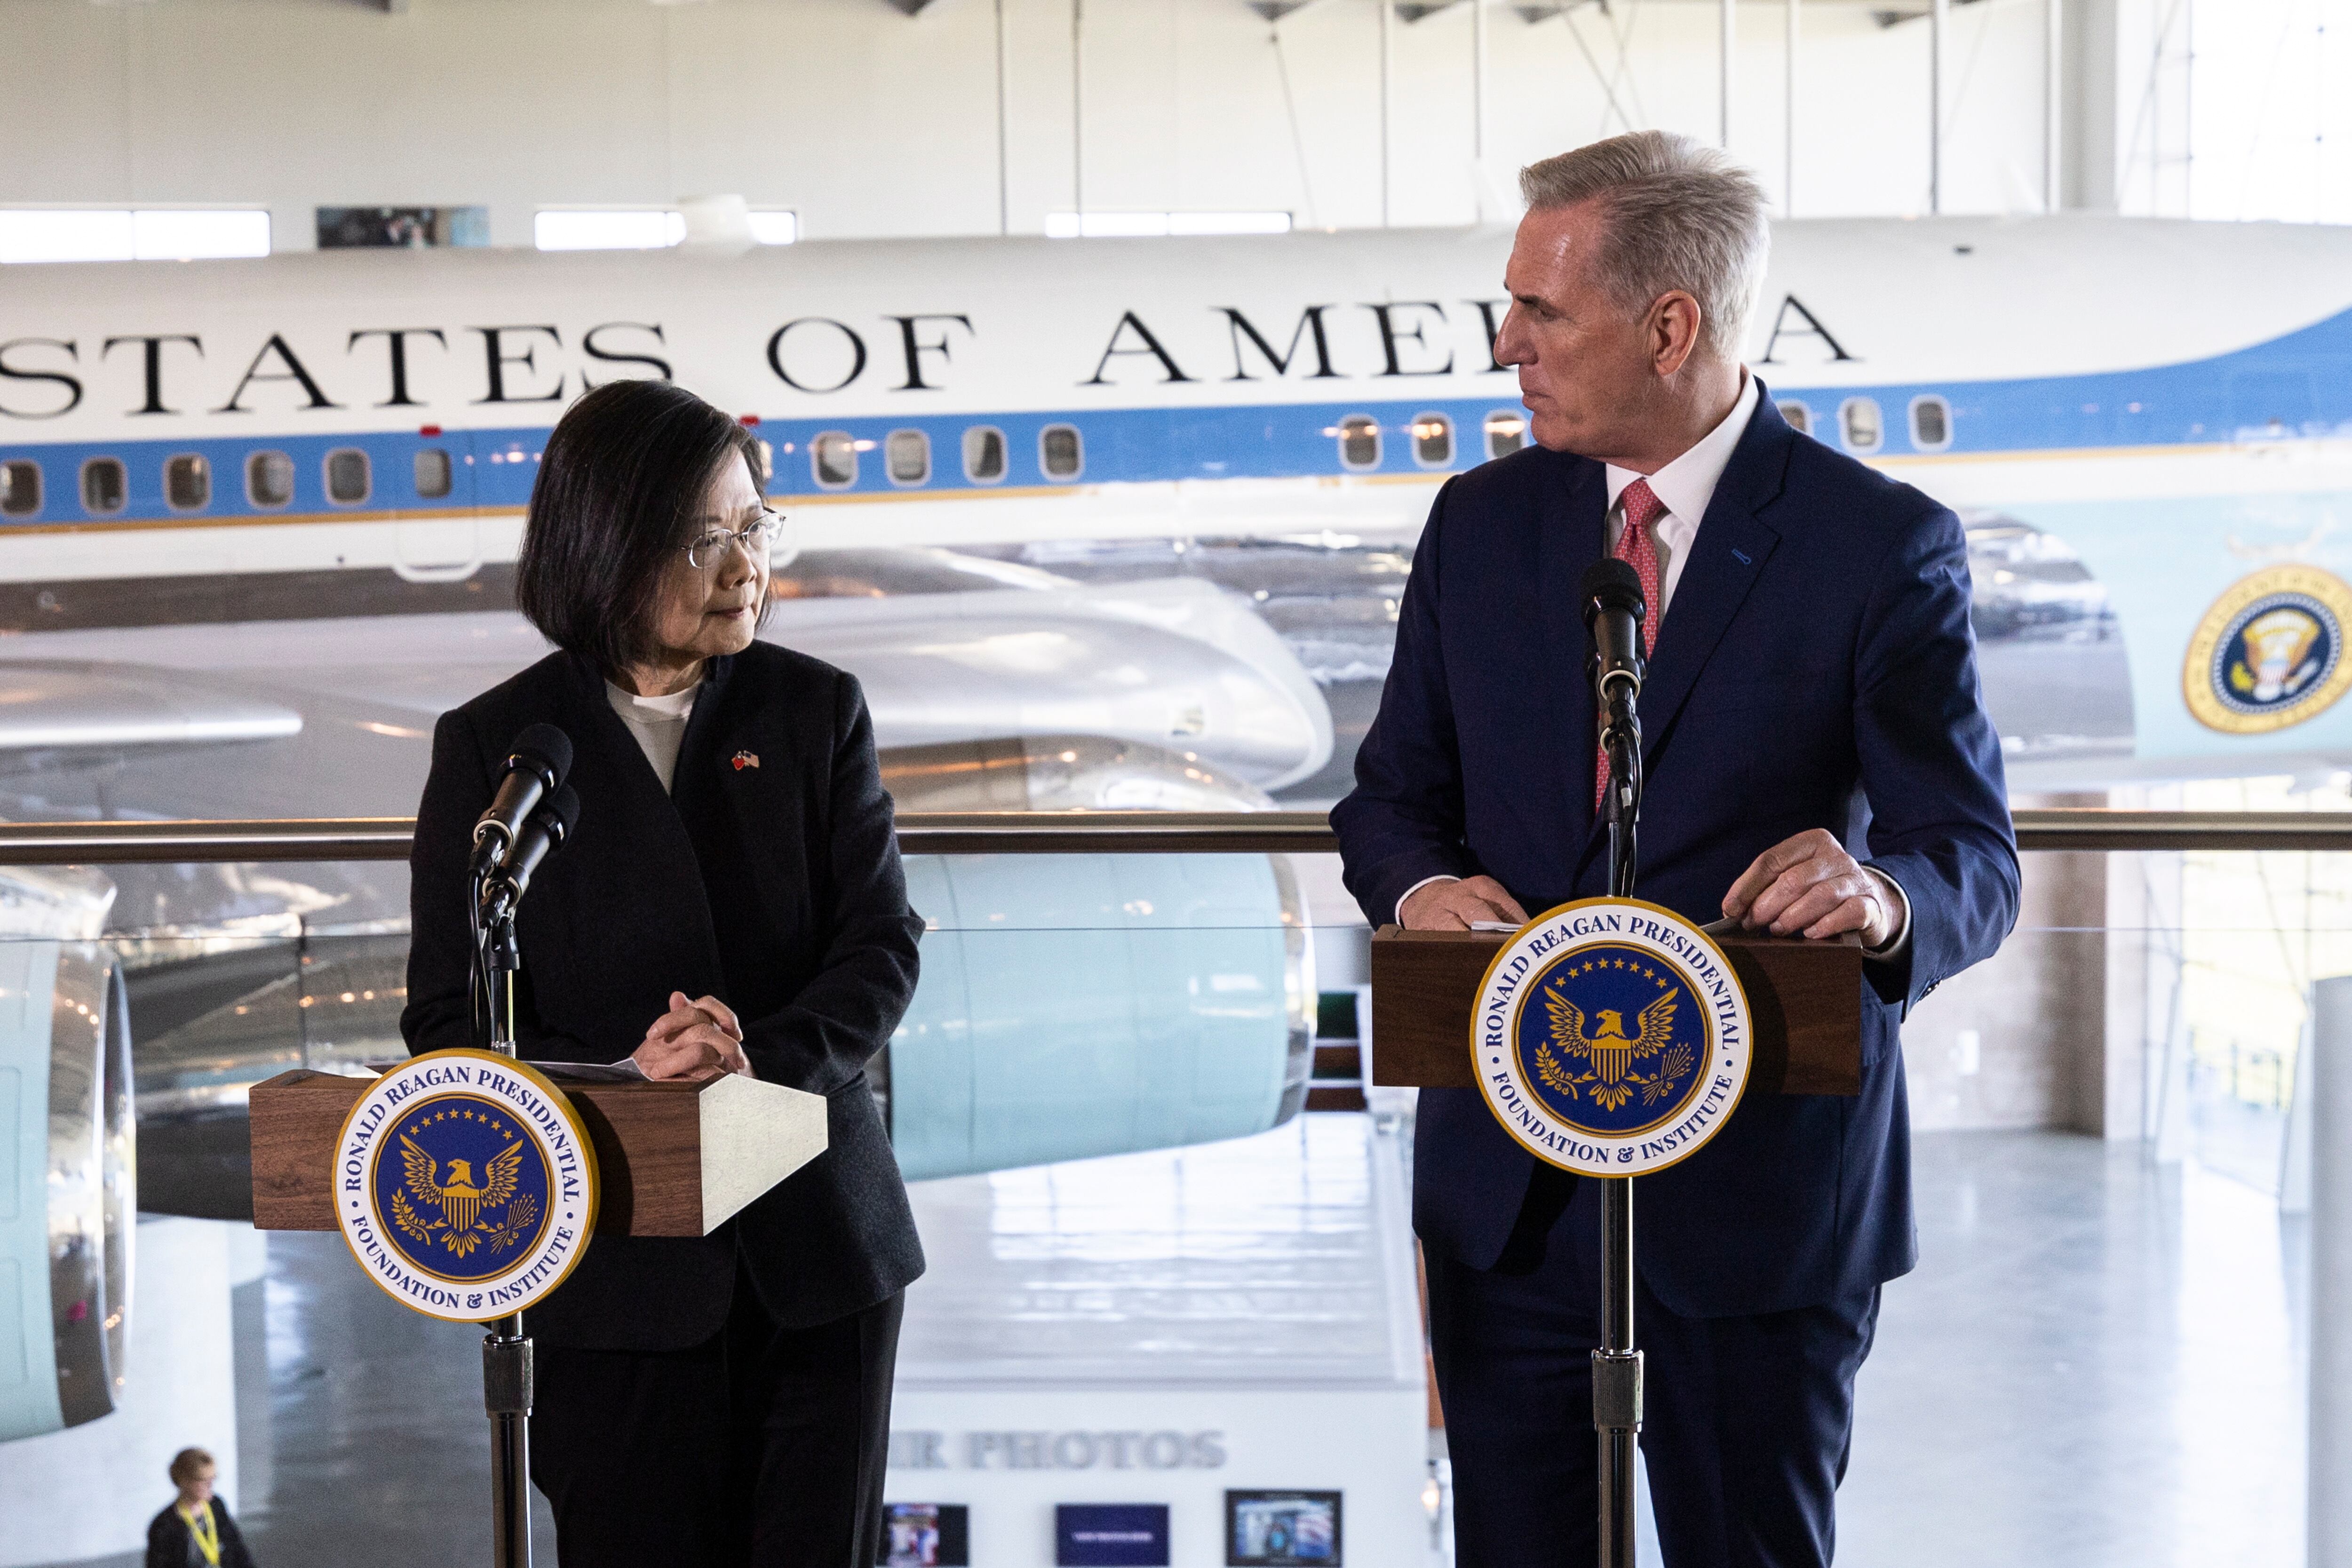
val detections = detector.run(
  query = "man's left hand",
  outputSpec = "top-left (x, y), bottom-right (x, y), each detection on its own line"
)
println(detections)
top-left (1722, 828), bottom-right (1892, 947)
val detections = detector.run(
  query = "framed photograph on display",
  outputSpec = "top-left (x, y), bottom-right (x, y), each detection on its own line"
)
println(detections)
top-left (1056, 1503), bottom-right (1171, 1567)
top-left (1226, 1490), bottom-right (1342, 1566)
top-left (878, 1502), bottom-right (969, 1567)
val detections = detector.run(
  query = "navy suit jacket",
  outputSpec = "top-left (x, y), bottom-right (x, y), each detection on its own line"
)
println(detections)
top-left (1332, 390), bottom-right (2019, 1318)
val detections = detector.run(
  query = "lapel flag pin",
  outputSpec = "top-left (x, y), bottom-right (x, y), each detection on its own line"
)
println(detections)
top-left (731, 750), bottom-right (760, 771)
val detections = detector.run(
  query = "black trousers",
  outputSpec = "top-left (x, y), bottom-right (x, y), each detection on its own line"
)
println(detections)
top-left (1427, 1241), bottom-right (1880, 1568)
top-left (531, 1265), bottom-right (906, 1568)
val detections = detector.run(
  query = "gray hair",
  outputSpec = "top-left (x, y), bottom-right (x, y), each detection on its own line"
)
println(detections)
top-left (1519, 131), bottom-right (1769, 362)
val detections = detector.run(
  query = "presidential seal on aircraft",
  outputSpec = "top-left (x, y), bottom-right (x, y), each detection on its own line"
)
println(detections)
top-left (2184, 564), bottom-right (2352, 735)
top-left (1471, 899), bottom-right (1751, 1178)
top-left (333, 1049), bottom-right (599, 1322)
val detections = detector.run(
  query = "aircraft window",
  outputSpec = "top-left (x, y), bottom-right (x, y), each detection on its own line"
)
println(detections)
top-left (414, 447), bottom-right (454, 500)
top-left (164, 454), bottom-right (211, 511)
top-left (1778, 401), bottom-right (1812, 436)
top-left (1336, 414), bottom-right (1381, 471)
top-left (1411, 413), bottom-right (1454, 467)
top-left (811, 431), bottom-right (858, 489)
top-left (81, 457), bottom-right (127, 515)
top-left (1040, 424), bottom-right (1083, 480)
top-left (1839, 398), bottom-right (1883, 455)
top-left (247, 450), bottom-right (294, 509)
top-left (886, 429), bottom-right (931, 486)
top-left (963, 426), bottom-right (1007, 484)
top-left (1, 460), bottom-right (41, 519)
top-left (1910, 394), bottom-right (1952, 451)
top-left (325, 447), bottom-right (372, 505)
top-left (1484, 410), bottom-right (1525, 460)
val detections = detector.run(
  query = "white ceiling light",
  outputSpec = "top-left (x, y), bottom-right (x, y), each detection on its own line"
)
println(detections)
top-left (535, 210), bottom-right (687, 251)
top-left (535, 207), bottom-right (797, 252)
top-left (1045, 211), bottom-right (1292, 239)
top-left (747, 211), bottom-right (799, 245)
top-left (0, 208), bottom-right (270, 264)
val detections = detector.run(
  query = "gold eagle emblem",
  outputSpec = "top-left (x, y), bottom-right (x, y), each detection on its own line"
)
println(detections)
top-left (391, 1132), bottom-right (534, 1259)
top-left (1536, 984), bottom-right (1694, 1114)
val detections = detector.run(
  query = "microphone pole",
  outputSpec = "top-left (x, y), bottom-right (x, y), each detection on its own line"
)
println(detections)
top-left (1581, 557), bottom-right (1647, 900)
top-left (1580, 556), bottom-right (1647, 1568)
top-left (465, 780), bottom-right (579, 1568)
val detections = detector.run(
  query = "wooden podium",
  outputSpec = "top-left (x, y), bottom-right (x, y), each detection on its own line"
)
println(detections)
top-left (1366, 924), bottom-right (1864, 1096)
top-left (249, 1066), bottom-right (828, 1237)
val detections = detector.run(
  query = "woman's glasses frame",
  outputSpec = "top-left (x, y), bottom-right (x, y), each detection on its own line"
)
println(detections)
top-left (683, 510), bottom-right (785, 570)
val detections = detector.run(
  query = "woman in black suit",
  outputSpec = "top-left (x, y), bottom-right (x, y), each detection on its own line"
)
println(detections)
top-left (401, 379), bottom-right (925, 1568)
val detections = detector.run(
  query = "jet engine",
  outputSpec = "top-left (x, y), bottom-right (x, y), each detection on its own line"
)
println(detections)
top-left (128, 736), bottom-right (1313, 1210)
top-left (0, 868), bottom-right (132, 1442)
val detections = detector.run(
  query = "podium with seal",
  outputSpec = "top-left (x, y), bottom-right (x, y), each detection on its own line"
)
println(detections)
top-left (246, 1059), bottom-right (827, 1559)
top-left (243, 724), bottom-right (829, 1566)
top-left (1368, 918), bottom-right (1861, 1566)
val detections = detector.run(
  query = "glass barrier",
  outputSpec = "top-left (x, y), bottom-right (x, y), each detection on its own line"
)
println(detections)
top-left (2, 841), bottom-right (2346, 1568)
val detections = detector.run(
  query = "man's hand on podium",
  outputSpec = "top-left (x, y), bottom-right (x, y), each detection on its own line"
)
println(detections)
top-left (634, 991), bottom-right (754, 1080)
top-left (1721, 828), bottom-right (1898, 949)
top-left (1400, 875), bottom-right (1530, 931)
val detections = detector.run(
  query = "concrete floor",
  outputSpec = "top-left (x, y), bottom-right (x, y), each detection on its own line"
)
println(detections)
top-left (37, 1126), bottom-right (2306, 1568)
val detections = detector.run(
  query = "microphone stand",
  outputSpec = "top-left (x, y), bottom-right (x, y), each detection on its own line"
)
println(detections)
top-left (1596, 680), bottom-right (1644, 1568)
top-left (470, 867), bottom-right (533, 1568)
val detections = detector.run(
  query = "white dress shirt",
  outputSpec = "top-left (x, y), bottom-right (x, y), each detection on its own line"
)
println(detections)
top-left (606, 679), bottom-right (701, 794)
top-left (1394, 371), bottom-right (1911, 955)
top-left (1601, 370), bottom-right (1759, 626)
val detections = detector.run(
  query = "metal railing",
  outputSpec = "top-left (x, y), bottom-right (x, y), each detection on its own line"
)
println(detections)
top-left (6, 808), bottom-right (2352, 863)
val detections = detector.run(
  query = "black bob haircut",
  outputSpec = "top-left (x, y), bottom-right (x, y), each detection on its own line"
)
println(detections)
top-left (514, 379), bottom-right (768, 677)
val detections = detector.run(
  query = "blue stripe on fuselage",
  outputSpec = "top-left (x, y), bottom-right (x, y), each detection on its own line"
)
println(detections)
top-left (4, 303), bottom-right (2352, 526)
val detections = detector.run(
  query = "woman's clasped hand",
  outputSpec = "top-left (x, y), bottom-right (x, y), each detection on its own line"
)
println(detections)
top-left (632, 990), bottom-right (753, 1079)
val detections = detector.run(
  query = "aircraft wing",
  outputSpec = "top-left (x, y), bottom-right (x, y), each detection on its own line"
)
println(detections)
top-left (0, 662), bottom-right (300, 752)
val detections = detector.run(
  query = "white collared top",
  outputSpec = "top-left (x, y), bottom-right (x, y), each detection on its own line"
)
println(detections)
top-left (1600, 369), bottom-right (1760, 628)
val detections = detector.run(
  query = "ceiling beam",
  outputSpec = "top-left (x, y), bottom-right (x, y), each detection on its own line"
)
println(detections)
top-left (1248, 0), bottom-right (1337, 21)
top-left (1870, 0), bottom-right (1984, 26)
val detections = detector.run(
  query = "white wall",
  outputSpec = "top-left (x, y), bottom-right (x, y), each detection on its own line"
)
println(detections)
top-left (0, 0), bottom-right (2061, 245)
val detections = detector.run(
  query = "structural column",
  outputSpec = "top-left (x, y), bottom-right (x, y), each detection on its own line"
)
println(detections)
top-left (2308, 977), bottom-right (2352, 1567)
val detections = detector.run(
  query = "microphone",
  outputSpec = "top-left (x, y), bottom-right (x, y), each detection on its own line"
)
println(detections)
top-left (1581, 558), bottom-right (1647, 701)
top-left (472, 724), bottom-right (573, 871)
top-left (482, 785), bottom-right (580, 920)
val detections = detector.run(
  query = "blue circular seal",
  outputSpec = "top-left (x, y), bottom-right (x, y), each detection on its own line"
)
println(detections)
top-left (1472, 898), bottom-right (1752, 1177)
top-left (335, 1050), bottom-right (598, 1322)
top-left (2208, 593), bottom-right (2339, 717)
top-left (370, 1092), bottom-right (552, 1282)
top-left (1515, 940), bottom-right (1711, 1137)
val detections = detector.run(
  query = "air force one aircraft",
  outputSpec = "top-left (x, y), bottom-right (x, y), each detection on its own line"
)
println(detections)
top-left (8, 214), bottom-right (2352, 1440)
top-left (6, 213), bottom-right (2352, 783)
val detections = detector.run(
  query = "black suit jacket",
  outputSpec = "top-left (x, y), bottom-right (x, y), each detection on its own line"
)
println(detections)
top-left (402, 642), bottom-right (927, 1350)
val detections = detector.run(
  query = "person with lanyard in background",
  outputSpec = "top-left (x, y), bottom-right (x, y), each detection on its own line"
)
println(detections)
top-left (146, 1447), bottom-right (258, 1568)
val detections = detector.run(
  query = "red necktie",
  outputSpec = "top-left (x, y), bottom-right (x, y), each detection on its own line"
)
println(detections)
top-left (1595, 478), bottom-right (1664, 810)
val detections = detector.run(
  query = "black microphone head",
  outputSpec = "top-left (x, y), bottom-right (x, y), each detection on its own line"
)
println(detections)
top-left (538, 784), bottom-right (582, 849)
top-left (508, 724), bottom-right (574, 789)
top-left (1590, 557), bottom-right (1646, 611)
top-left (1581, 557), bottom-right (1646, 621)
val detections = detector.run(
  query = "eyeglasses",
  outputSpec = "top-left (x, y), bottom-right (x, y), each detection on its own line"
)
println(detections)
top-left (682, 510), bottom-right (785, 570)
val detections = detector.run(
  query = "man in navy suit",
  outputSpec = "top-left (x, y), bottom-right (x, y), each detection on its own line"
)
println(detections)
top-left (1332, 131), bottom-right (2018, 1568)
